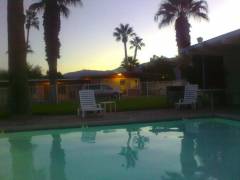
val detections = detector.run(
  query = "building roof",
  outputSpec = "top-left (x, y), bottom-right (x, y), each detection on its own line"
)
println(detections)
top-left (0, 79), bottom-right (89, 86)
top-left (182, 29), bottom-right (240, 56)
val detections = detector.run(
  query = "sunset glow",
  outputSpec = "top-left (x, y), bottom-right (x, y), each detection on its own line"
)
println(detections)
top-left (0, 0), bottom-right (240, 73)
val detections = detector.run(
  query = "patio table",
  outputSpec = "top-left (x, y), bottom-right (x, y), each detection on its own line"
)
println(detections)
top-left (100, 101), bottom-right (117, 113)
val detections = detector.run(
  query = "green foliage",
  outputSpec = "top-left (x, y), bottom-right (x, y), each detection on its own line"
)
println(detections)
top-left (0, 70), bottom-right (9, 80)
top-left (0, 64), bottom-right (44, 80)
top-left (121, 57), bottom-right (139, 72)
top-left (0, 111), bottom-right (9, 120)
top-left (142, 55), bottom-right (176, 80)
top-left (27, 63), bottom-right (44, 79)
top-left (32, 102), bottom-right (79, 115)
top-left (45, 71), bottom-right (64, 79)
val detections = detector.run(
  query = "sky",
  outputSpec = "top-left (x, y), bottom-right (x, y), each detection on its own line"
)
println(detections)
top-left (0, 0), bottom-right (240, 74)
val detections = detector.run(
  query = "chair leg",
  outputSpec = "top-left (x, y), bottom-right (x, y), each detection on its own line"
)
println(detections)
top-left (82, 111), bottom-right (85, 119)
top-left (175, 104), bottom-right (179, 110)
top-left (193, 103), bottom-right (197, 111)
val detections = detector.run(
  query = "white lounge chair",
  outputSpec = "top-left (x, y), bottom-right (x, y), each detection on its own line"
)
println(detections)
top-left (175, 84), bottom-right (199, 110)
top-left (78, 90), bottom-right (104, 118)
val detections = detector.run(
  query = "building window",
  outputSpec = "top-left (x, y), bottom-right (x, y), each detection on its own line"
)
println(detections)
top-left (120, 79), bottom-right (125, 86)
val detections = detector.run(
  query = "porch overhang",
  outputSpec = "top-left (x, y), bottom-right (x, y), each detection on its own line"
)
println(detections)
top-left (181, 29), bottom-right (240, 56)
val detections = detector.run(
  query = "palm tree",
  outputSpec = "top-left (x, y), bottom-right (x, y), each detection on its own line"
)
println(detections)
top-left (155, 0), bottom-right (208, 52)
top-left (130, 36), bottom-right (145, 60)
top-left (30, 0), bottom-right (82, 103)
top-left (25, 8), bottom-right (40, 53)
top-left (113, 24), bottom-right (135, 60)
top-left (8, 0), bottom-right (30, 114)
top-left (119, 130), bottom-right (138, 169)
top-left (121, 57), bottom-right (139, 72)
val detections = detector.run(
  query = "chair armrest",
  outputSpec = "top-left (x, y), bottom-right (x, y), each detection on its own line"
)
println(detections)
top-left (97, 104), bottom-right (102, 109)
top-left (178, 99), bottom-right (183, 103)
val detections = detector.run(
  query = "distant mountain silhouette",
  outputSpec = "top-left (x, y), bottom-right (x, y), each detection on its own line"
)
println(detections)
top-left (64, 70), bottom-right (115, 79)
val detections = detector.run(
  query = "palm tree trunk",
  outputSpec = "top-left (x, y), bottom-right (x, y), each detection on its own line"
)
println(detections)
top-left (44, 0), bottom-right (61, 103)
top-left (175, 15), bottom-right (191, 53)
top-left (175, 15), bottom-right (190, 80)
top-left (48, 60), bottom-right (58, 103)
top-left (123, 42), bottom-right (128, 60)
top-left (26, 27), bottom-right (30, 51)
top-left (134, 47), bottom-right (138, 60)
top-left (8, 0), bottom-right (30, 115)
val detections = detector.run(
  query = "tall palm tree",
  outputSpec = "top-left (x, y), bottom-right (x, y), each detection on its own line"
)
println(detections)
top-left (155, 0), bottom-right (208, 52)
top-left (113, 24), bottom-right (135, 60)
top-left (130, 36), bottom-right (145, 60)
top-left (8, 0), bottom-right (30, 114)
top-left (25, 8), bottom-right (40, 53)
top-left (30, 0), bottom-right (82, 103)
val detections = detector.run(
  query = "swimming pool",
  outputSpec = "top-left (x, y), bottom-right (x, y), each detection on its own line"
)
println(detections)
top-left (0, 117), bottom-right (240, 180)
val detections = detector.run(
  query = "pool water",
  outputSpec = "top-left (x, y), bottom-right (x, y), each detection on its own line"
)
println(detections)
top-left (1, 118), bottom-right (240, 180)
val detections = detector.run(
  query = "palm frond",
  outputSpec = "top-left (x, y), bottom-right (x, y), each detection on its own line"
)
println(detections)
top-left (29, 1), bottom-right (45, 12)
top-left (59, 4), bottom-right (70, 18)
top-left (113, 23), bottom-right (135, 42)
top-left (61, 0), bottom-right (83, 6)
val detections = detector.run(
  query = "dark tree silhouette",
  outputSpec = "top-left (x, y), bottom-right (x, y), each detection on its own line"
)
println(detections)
top-left (7, 0), bottom-right (30, 114)
top-left (121, 56), bottom-right (139, 72)
top-left (25, 8), bottom-right (39, 53)
top-left (155, 0), bottom-right (208, 52)
top-left (30, 0), bottom-right (82, 103)
top-left (130, 36), bottom-right (145, 60)
top-left (113, 24), bottom-right (135, 60)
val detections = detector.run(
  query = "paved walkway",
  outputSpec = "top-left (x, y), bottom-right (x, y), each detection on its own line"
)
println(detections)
top-left (0, 109), bottom-right (239, 132)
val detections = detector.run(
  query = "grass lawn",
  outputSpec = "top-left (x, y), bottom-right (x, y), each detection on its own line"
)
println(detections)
top-left (116, 96), bottom-right (170, 111)
top-left (0, 111), bottom-right (8, 119)
top-left (32, 102), bottom-right (79, 115)
top-left (0, 96), bottom-right (171, 117)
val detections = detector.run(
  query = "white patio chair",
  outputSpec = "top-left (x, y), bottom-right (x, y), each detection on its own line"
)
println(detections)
top-left (78, 90), bottom-right (104, 118)
top-left (175, 84), bottom-right (199, 110)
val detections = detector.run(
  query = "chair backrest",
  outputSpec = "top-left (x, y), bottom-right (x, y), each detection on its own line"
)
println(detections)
top-left (183, 84), bottom-right (199, 104)
top-left (79, 90), bottom-right (97, 110)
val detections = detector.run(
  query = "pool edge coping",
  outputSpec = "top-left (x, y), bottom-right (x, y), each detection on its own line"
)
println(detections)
top-left (1, 111), bottom-right (238, 133)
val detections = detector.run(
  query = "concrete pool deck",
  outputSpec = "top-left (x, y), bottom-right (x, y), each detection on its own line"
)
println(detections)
top-left (0, 109), bottom-right (240, 132)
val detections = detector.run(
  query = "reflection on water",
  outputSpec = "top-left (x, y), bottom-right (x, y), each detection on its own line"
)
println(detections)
top-left (50, 135), bottom-right (66, 180)
top-left (9, 136), bottom-right (36, 180)
top-left (1, 118), bottom-right (240, 180)
top-left (119, 127), bottom-right (149, 169)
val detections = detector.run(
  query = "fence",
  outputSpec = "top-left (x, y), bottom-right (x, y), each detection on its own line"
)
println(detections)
top-left (140, 80), bottom-right (187, 96)
top-left (0, 80), bottom-right (187, 106)
top-left (29, 84), bottom-right (83, 103)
